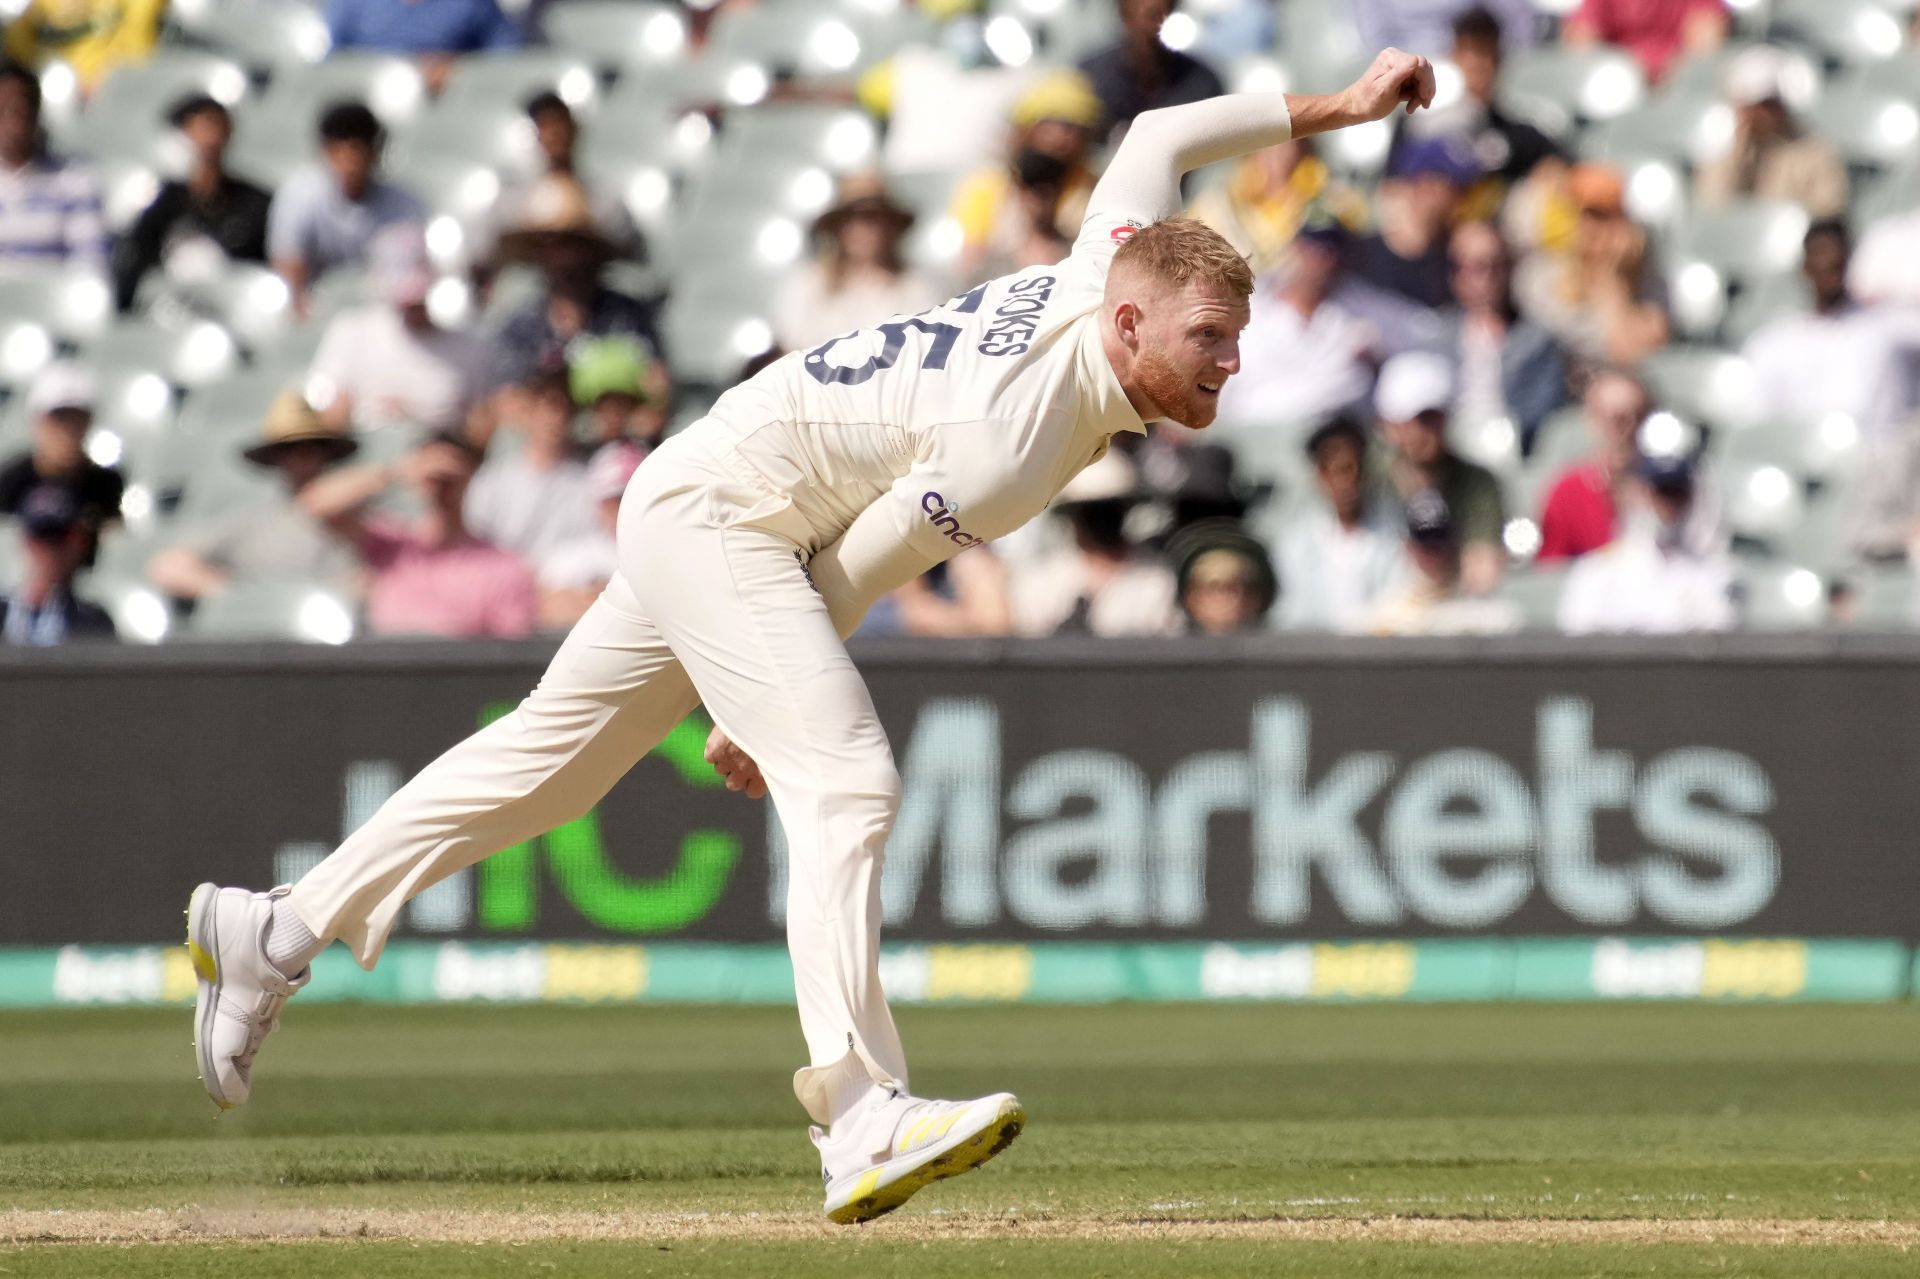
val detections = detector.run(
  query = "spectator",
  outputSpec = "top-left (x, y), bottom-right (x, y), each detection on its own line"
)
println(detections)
top-left (1368, 488), bottom-right (1522, 634)
top-left (0, 363), bottom-right (121, 529)
top-left (301, 431), bottom-right (536, 639)
top-left (267, 101), bottom-right (425, 315)
top-left (0, 485), bottom-right (115, 644)
top-left (1743, 221), bottom-right (1920, 558)
top-left (112, 94), bottom-right (272, 312)
top-left (1349, 137), bottom-right (1478, 310)
top-left (1850, 206), bottom-right (1920, 308)
top-left (890, 554), bottom-right (1015, 637)
top-left (1214, 217), bottom-right (1382, 432)
top-left (1140, 440), bottom-right (1269, 543)
top-left (2, 0), bottom-right (162, 95)
top-left (307, 222), bottom-right (487, 439)
top-left (483, 92), bottom-right (641, 275)
top-left (1275, 417), bottom-right (1407, 631)
top-left (1416, 6), bottom-right (1562, 193)
top-left (1535, 367), bottom-right (1649, 560)
top-left (1558, 451), bottom-right (1735, 633)
top-left (464, 364), bottom-right (598, 563)
top-left (570, 335), bottom-right (665, 456)
top-left (1168, 521), bottom-right (1277, 636)
top-left (488, 174), bottom-right (668, 399)
top-left (1563, 0), bottom-right (1729, 84)
top-left (1441, 220), bottom-right (1568, 451)
top-left (326, 0), bottom-right (521, 96)
top-left (1185, 138), bottom-right (1369, 277)
top-left (1355, 0), bottom-right (1540, 59)
top-left (1515, 163), bottom-right (1670, 366)
top-left (1695, 47), bottom-right (1847, 220)
top-left (950, 72), bottom-right (1102, 282)
top-left (1373, 351), bottom-right (1507, 594)
top-left (775, 173), bottom-right (941, 353)
top-left (0, 61), bottom-right (107, 272)
top-left (146, 392), bottom-right (362, 602)
top-left (1008, 451), bottom-right (1182, 636)
top-left (1076, 0), bottom-right (1226, 141)
top-left (536, 439), bottom-right (640, 631)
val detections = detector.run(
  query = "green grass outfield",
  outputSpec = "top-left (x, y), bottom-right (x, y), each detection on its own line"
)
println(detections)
top-left (4, 1002), bottom-right (1920, 1276)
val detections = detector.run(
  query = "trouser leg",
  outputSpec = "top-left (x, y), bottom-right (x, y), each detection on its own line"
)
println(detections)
top-left (287, 574), bottom-right (697, 968)
top-left (620, 487), bottom-right (907, 1125)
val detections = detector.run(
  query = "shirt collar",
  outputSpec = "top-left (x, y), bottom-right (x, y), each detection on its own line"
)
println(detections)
top-left (1075, 314), bottom-right (1148, 438)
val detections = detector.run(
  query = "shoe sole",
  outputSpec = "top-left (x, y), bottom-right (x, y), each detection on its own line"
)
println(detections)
top-left (185, 882), bottom-right (237, 1111)
top-left (826, 1096), bottom-right (1026, 1225)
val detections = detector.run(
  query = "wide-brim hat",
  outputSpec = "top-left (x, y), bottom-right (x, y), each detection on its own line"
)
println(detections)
top-left (242, 391), bottom-right (359, 466)
top-left (813, 172), bottom-right (916, 239)
top-left (1055, 449), bottom-right (1147, 509)
top-left (498, 174), bottom-right (620, 264)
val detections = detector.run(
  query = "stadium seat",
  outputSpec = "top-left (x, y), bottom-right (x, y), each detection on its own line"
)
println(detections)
top-left (1841, 51), bottom-right (1920, 101)
top-left (263, 53), bottom-right (427, 136)
top-left (1499, 47), bottom-right (1646, 124)
top-left (1803, 85), bottom-right (1920, 170)
top-left (167, 0), bottom-right (332, 74)
top-left (91, 157), bottom-right (166, 234)
top-left (1662, 44), bottom-right (1823, 106)
top-left (541, 1), bottom-right (687, 72)
top-left (389, 101), bottom-right (539, 177)
top-left (1721, 270), bottom-right (1810, 346)
top-left (1582, 95), bottom-right (1733, 167)
top-left (718, 105), bottom-right (878, 173)
top-left (1278, 0), bottom-right (1368, 94)
top-left (1841, 565), bottom-right (1916, 628)
top-left (87, 574), bottom-right (177, 643)
top-left (52, 50), bottom-right (250, 165)
top-left (438, 51), bottom-right (600, 119)
top-left (1671, 199), bottom-right (1809, 287)
top-left (175, 367), bottom-right (293, 445)
top-left (662, 282), bottom-right (774, 386)
top-left (1720, 457), bottom-right (1808, 546)
top-left (88, 364), bottom-right (181, 475)
top-left (395, 156), bottom-right (504, 226)
top-left (704, 3), bottom-right (894, 80)
top-left (0, 268), bottom-right (114, 345)
top-left (1640, 348), bottom-right (1766, 432)
top-left (82, 319), bottom-right (240, 390)
top-left (1856, 159), bottom-right (1920, 223)
top-left (1770, 0), bottom-right (1910, 68)
top-left (1496, 565), bottom-right (1570, 631)
top-left (182, 581), bottom-right (359, 643)
top-left (1738, 562), bottom-right (1828, 629)
top-left (0, 524), bottom-right (18, 591)
top-left (0, 318), bottom-right (54, 391)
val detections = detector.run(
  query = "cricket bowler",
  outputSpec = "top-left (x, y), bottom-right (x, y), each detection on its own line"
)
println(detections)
top-left (187, 49), bottom-right (1436, 1224)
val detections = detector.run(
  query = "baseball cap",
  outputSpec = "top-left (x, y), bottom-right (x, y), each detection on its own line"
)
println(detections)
top-left (1635, 450), bottom-right (1697, 495)
top-left (1404, 488), bottom-right (1457, 545)
top-left (25, 362), bottom-right (96, 418)
top-left (17, 483), bottom-right (81, 538)
top-left (370, 222), bottom-right (434, 307)
top-left (587, 441), bottom-right (644, 501)
top-left (1388, 136), bottom-right (1481, 187)
top-left (1374, 352), bottom-right (1455, 423)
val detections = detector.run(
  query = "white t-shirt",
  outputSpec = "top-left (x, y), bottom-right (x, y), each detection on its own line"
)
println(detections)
top-left (1851, 211), bottom-right (1920, 308)
top-left (1557, 529), bottom-right (1737, 635)
top-left (309, 304), bottom-right (489, 436)
top-left (539, 530), bottom-right (618, 591)
top-left (1275, 498), bottom-right (1406, 632)
top-left (1008, 548), bottom-right (1182, 637)
top-left (1742, 302), bottom-right (1920, 442)
top-left (1214, 287), bottom-right (1379, 431)
top-left (673, 90), bottom-right (1303, 632)
top-left (464, 454), bottom-right (601, 562)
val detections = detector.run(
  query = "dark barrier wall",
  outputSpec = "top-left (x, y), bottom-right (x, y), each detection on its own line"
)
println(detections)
top-left (5, 636), bottom-right (1920, 946)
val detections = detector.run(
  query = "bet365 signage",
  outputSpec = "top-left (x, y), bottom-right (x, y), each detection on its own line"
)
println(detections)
top-left (295, 694), bottom-right (1781, 942)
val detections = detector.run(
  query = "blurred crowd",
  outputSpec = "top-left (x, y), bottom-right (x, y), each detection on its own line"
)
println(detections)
top-left (1, 0), bottom-right (1918, 646)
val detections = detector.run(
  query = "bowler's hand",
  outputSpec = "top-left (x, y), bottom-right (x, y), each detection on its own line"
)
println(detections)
top-left (1344, 48), bottom-right (1437, 121)
top-left (705, 725), bottom-right (768, 800)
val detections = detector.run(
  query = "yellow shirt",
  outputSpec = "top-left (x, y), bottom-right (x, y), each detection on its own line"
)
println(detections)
top-left (4, 0), bottom-right (165, 93)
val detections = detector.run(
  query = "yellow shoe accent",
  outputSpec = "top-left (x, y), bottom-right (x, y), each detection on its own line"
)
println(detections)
top-left (187, 939), bottom-right (217, 984)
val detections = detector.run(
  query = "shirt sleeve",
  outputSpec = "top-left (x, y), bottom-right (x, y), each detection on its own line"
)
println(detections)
top-left (267, 173), bottom-right (316, 264)
top-left (806, 419), bottom-right (1044, 640)
top-left (326, 0), bottom-right (362, 49)
top-left (479, 0), bottom-right (523, 49)
top-left (1068, 91), bottom-right (1294, 278)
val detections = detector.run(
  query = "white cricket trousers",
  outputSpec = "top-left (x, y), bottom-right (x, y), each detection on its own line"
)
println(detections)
top-left (286, 431), bottom-right (908, 1124)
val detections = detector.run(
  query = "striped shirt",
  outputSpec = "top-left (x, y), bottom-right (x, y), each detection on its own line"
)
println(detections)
top-left (0, 156), bottom-right (109, 270)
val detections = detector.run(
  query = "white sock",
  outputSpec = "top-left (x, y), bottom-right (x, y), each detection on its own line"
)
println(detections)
top-left (264, 901), bottom-right (324, 973)
top-left (822, 1053), bottom-right (887, 1130)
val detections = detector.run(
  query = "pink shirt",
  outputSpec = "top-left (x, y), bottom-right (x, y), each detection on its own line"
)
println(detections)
top-left (1537, 462), bottom-right (1617, 561)
top-left (360, 517), bottom-right (537, 639)
top-left (1568, 0), bottom-right (1728, 82)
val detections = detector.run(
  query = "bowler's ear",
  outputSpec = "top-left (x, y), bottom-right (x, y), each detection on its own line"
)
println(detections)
top-left (1111, 298), bottom-right (1142, 349)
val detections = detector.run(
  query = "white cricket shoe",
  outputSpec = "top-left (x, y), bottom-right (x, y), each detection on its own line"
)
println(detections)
top-left (186, 883), bottom-right (309, 1110)
top-left (813, 1088), bottom-right (1025, 1224)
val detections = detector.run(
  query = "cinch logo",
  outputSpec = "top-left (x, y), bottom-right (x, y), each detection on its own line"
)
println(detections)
top-left (921, 492), bottom-right (982, 548)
